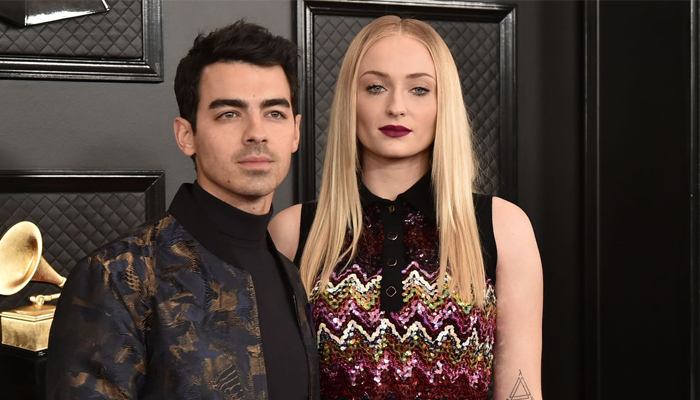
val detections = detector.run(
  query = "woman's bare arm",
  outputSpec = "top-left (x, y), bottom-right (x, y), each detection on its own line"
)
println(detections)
top-left (491, 196), bottom-right (544, 399)
top-left (269, 204), bottom-right (303, 261)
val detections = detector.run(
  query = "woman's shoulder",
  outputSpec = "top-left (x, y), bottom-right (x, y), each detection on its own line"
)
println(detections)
top-left (269, 201), bottom-right (319, 262)
top-left (490, 195), bottom-right (541, 283)
top-left (491, 196), bottom-right (536, 250)
top-left (491, 196), bottom-right (530, 229)
top-left (269, 204), bottom-right (304, 261)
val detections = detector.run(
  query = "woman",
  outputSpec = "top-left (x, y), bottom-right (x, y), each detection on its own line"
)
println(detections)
top-left (270, 15), bottom-right (542, 400)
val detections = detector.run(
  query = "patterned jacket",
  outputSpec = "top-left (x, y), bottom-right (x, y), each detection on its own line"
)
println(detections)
top-left (46, 184), bottom-right (320, 399)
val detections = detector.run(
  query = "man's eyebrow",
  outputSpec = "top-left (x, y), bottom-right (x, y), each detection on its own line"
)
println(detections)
top-left (209, 99), bottom-right (248, 109)
top-left (261, 98), bottom-right (291, 109)
top-left (208, 98), bottom-right (291, 110)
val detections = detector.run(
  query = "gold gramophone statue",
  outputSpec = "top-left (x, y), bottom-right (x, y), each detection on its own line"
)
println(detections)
top-left (0, 221), bottom-right (66, 352)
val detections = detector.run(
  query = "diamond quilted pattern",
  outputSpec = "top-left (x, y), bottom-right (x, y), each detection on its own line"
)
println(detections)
top-left (432, 21), bottom-right (501, 195)
top-left (313, 15), bottom-right (372, 193)
top-left (311, 14), bottom-right (503, 195)
top-left (0, 0), bottom-right (142, 58)
top-left (0, 192), bottom-right (147, 310)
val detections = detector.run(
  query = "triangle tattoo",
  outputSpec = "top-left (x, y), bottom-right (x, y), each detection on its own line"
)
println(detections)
top-left (506, 370), bottom-right (534, 400)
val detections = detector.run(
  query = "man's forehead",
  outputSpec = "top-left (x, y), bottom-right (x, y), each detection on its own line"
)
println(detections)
top-left (199, 61), bottom-right (291, 102)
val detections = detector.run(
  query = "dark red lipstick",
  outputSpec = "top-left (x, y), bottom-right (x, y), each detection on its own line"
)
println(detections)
top-left (379, 125), bottom-right (411, 138)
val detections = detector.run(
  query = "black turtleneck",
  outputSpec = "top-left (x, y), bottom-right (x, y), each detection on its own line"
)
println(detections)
top-left (191, 182), bottom-right (307, 399)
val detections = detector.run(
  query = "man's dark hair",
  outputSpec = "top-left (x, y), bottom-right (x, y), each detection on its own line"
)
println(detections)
top-left (174, 20), bottom-right (299, 133)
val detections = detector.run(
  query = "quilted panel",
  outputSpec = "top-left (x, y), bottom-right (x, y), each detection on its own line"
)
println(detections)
top-left (313, 16), bottom-right (371, 194)
top-left (0, 192), bottom-right (147, 310)
top-left (311, 15), bottom-right (502, 195)
top-left (0, 0), bottom-right (143, 59)
top-left (432, 20), bottom-right (501, 195)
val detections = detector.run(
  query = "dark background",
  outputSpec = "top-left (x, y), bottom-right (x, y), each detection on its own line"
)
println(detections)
top-left (0, 0), bottom-right (696, 398)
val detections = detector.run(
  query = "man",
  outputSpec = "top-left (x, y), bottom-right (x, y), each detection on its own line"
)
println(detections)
top-left (47, 20), bottom-right (319, 399)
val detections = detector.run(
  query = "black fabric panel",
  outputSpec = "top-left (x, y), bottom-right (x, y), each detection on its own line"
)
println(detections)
top-left (0, 0), bottom-right (143, 58)
top-left (0, 172), bottom-right (164, 311)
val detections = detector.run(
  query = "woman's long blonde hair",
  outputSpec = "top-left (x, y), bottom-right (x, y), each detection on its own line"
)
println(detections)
top-left (300, 15), bottom-right (486, 307)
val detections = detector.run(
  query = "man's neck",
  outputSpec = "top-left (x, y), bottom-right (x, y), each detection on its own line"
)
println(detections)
top-left (197, 181), bottom-right (273, 215)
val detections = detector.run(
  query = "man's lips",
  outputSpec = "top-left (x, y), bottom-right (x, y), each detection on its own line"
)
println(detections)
top-left (379, 125), bottom-right (411, 138)
top-left (238, 156), bottom-right (273, 168)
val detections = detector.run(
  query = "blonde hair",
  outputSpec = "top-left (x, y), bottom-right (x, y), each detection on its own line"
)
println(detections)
top-left (300, 15), bottom-right (486, 307)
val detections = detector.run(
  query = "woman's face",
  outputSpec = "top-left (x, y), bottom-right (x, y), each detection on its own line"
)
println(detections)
top-left (356, 33), bottom-right (438, 169)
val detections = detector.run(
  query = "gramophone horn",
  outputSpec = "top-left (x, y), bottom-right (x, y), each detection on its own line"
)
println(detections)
top-left (0, 221), bottom-right (66, 296)
top-left (0, 1), bottom-right (111, 28)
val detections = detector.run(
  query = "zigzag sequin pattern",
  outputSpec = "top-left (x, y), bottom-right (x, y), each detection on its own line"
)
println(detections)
top-left (310, 202), bottom-right (496, 400)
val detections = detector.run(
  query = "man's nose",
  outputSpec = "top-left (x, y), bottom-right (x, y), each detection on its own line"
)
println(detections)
top-left (242, 115), bottom-right (267, 144)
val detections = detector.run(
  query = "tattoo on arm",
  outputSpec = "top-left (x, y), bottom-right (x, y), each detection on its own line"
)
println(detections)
top-left (506, 370), bottom-right (534, 400)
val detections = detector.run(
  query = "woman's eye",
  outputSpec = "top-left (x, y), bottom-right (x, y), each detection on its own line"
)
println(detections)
top-left (412, 87), bottom-right (430, 96)
top-left (367, 84), bottom-right (385, 94)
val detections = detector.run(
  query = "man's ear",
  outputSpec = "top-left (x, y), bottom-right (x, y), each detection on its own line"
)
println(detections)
top-left (292, 114), bottom-right (302, 153)
top-left (174, 117), bottom-right (196, 157)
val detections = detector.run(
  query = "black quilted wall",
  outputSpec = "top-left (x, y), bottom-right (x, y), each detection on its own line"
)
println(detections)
top-left (0, 173), bottom-right (164, 311)
top-left (306, 8), bottom-right (511, 198)
top-left (0, 0), bottom-right (143, 58)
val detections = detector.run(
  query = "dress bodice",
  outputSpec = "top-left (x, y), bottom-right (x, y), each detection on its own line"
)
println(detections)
top-left (296, 177), bottom-right (497, 400)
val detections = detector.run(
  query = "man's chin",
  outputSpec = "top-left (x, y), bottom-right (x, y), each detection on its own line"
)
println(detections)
top-left (239, 166), bottom-right (274, 177)
top-left (235, 180), bottom-right (278, 199)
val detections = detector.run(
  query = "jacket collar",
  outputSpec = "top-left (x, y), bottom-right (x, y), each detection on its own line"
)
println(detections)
top-left (169, 183), bottom-right (321, 397)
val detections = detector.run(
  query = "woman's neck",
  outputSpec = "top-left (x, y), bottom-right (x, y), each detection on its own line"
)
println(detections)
top-left (361, 153), bottom-right (430, 200)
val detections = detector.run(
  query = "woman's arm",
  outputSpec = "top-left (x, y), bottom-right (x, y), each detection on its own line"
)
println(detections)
top-left (491, 196), bottom-right (543, 399)
top-left (269, 204), bottom-right (303, 261)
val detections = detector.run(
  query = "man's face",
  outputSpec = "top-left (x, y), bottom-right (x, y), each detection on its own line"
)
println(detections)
top-left (175, 62), bottom-right (300, 214)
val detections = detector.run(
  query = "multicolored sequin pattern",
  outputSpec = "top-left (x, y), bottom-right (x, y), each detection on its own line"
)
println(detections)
top-left (311, 202), bottom-right (496, 400)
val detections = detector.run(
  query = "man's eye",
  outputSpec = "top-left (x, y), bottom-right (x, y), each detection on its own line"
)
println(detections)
top-left (367, 84), bottom-right (385, 94)
top-left (269, 111), bottom-right (286, 119)
top-left (412, 87), bottom-right (430, 96)
top-left (219, 111), bottom-right (238, 119)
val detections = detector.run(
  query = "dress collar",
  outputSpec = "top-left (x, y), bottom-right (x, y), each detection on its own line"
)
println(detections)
top-left (359, 171), bottom-right (435, 220)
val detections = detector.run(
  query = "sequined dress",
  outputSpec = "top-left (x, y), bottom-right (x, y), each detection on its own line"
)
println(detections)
top-left (295, 175), bottom-right (497, 400)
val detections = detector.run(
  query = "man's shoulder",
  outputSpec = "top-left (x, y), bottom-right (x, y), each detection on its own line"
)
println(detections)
top-left (82, 213), bottom-right (187, 269)
top-left (58, 213), bottom-right (194, 303)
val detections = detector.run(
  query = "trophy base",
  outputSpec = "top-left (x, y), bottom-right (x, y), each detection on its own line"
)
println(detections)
top-left (0, 343), bottom-right (47, 400)
top-left (0, 304), bottom-right (55, 352)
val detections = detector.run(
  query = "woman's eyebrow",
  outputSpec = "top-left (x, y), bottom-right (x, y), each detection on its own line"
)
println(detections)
top-left (359, 70), bottom-right (435, 81)
top-left (406, 72), bottom-right (436, 80)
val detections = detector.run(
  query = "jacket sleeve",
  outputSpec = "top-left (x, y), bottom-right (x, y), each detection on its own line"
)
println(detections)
top-left (46, 251), bottom-right (149, 400)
